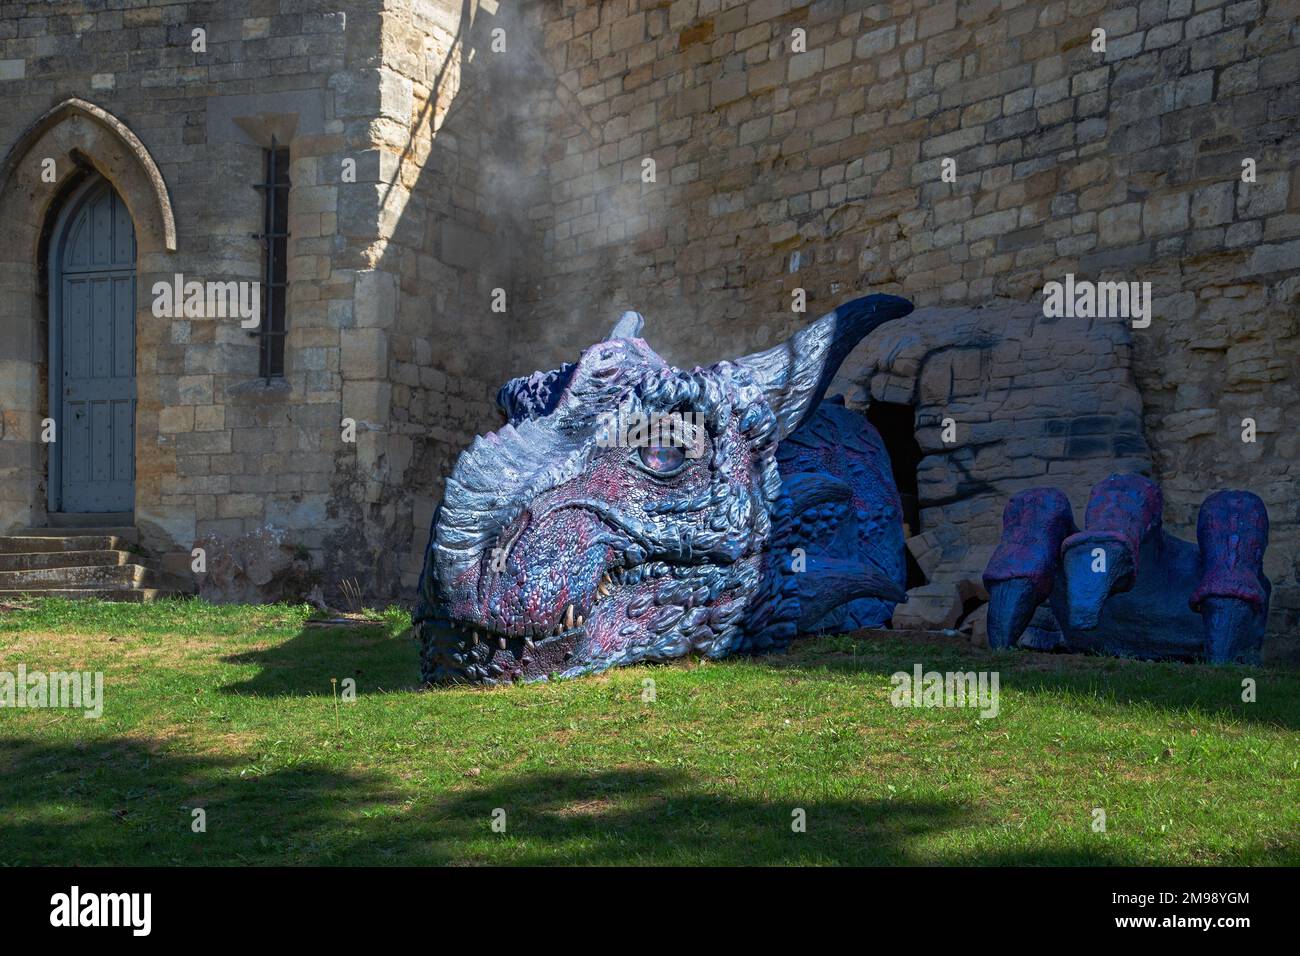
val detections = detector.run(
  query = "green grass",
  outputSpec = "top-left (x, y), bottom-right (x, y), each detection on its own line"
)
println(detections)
top-left (1, 597), bottom-right (1296, 865)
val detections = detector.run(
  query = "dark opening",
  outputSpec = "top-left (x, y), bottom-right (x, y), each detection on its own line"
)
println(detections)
top-left (253, 139), bottom-right (290, 379)
top-left (866, 400), bottom-right (927, 588)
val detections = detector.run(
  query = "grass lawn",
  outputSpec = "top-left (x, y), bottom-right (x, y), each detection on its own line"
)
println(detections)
top-left (0, 597), bottom-right (1296, 866)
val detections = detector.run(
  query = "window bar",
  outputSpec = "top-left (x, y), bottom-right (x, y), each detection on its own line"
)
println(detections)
top-left (251, 135), bottom-right (291, 380)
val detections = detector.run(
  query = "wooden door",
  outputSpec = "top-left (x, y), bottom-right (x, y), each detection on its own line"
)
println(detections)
top-left (52, 178), bottom-right (136, 513)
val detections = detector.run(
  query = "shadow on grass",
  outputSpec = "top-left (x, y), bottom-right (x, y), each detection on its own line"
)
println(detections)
top-left (217, 620), bottom-right (1300, 739)
top-left (0, 735), bottom-right (404, 866)
top-left (372, 768), bottom-right (1150, 866)
top-left (218, 622), bottom-right (422, 698)
top-left (2, 736), bottom-right (1196, 865)
top-left (768, 631), bottom-right (1300, 732)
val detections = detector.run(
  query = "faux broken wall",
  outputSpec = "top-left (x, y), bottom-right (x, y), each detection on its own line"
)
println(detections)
top-left (495, 0), bottom-right (1299, 643)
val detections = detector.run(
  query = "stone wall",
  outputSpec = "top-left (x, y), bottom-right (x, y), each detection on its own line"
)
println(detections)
top-left (0, 0), bottom-right (378, 595)
top-left (510, 0), bottom-right (1300, 640)
top-left (0, 0), bottom-right (528, 602)
top-left (1, 0), bottom-right (1296, 637)
top-left (369, 0), bottom-right (552, 594)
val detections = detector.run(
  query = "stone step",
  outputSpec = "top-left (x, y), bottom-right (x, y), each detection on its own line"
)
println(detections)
top-left (11, 527), bottom-right (139, 544)
top-left (0, 550), bottom-right (157, 572)
top-left (0, 535), bottom-right (135, 554)
top-left (0, 526), bottom-right (195, 599)
top-left (0, 564), bottom-right (160, 590)
top-left (47, 512), bottom-right (133, 529)
top-left (0, 588), bottom-right (177, 603)
top-left (157, 570), bottom-right (198, 594)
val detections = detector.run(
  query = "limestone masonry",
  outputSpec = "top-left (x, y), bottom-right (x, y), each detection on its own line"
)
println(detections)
top-left (0, 0), bottom-right (1295, 652)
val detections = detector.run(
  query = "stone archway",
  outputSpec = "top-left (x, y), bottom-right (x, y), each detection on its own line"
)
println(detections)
top-left (0, 98), bottom-right (175, 256)
top-left (0, 98), bottom-right (176, 529)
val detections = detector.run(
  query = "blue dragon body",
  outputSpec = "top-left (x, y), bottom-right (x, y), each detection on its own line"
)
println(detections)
top-left (415, 295), bottom-right (913, 683)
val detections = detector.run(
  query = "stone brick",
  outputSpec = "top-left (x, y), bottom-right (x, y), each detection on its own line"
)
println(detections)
top-left (195, 406), bottom-right (225, 431)
top-left (159, 406), bottom-right (194, 434)
top-left (1143, 193), bottom-right (1190, 236)
top-left (1174, 71), bottom-right (1214, 108)
top-left (1238, 173), bottom-right (1290, 219)
top-left (610, 13), bottom-right (645, 52)
top-left (710, 72), bottom-right (747, 107)
top-left (918, 1), bottom-right (957, 40)
top-left (1191, 183), bottom-right (1234, 227)
top-left (340, 328), bottom-right (389, 380)
top-left (177, 376), bottom-right (214, 406)
top-left (855, 25), bottom-right (897, 58)
top-left (1248, 240), bottom-right (1300, 276)
top-left (1185, 9), bottom-right (1222, 38)
top-left (892, 581), bottom-right (962, 630)
top-left (789, 49), bottom-right (824, 83)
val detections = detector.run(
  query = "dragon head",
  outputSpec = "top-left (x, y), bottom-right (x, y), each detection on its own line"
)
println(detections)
top-left (416, 295), bottom-right (914, 684)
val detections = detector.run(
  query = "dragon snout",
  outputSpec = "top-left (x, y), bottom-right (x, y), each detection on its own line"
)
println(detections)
top-left (481, 507), bottom-right (616, 637)
top-left (426, 506), bottom-right (628, 684)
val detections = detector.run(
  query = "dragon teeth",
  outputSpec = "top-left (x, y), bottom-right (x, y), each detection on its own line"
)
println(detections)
top-left (576, 614), bottom-right (584, 626)
top-left (498, 637), bottom-right (507, 650)
top-left (565, 604), bottom-right (575, 629)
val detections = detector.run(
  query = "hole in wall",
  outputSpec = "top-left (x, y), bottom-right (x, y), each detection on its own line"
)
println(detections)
top-left (866, 399), bottom-right (927, 589)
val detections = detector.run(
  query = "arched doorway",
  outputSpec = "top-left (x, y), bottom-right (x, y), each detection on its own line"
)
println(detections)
top-left (47, 174), bottom-right (137, 514)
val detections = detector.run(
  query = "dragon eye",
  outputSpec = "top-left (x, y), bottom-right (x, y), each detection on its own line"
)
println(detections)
top-left (637, 443), bottom-right (686, 475)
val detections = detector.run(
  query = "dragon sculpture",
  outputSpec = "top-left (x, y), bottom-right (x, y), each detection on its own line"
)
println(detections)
top-left (983, 474), bottom-right (1271, 664)
top-left (415, 294), bottom-right (916, 684)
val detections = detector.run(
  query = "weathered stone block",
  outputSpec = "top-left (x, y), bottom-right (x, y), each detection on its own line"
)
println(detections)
top-left (353, 270), bottom-right (397, 329)
top-left (893, 582), bottom-right (963, 630)
top-left (158, 406), bottom-right (194, 434)
top-left (1191, 183), bottom-right (1234, 228)
top-left (340, 328), bottom-right (389, 380)
top-left (1143, 193), bottom-right (1190, 236)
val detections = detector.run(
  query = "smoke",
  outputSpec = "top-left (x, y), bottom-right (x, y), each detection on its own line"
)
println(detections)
top-left (450, 0), bottom-right (700, 375)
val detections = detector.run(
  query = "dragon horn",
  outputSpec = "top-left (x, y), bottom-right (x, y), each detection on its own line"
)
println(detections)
top-left (734, 293), bottom-right (914, 439)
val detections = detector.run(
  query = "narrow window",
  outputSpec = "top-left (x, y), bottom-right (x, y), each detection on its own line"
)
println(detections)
top-left (253, 138), bottom-right (290, 378)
